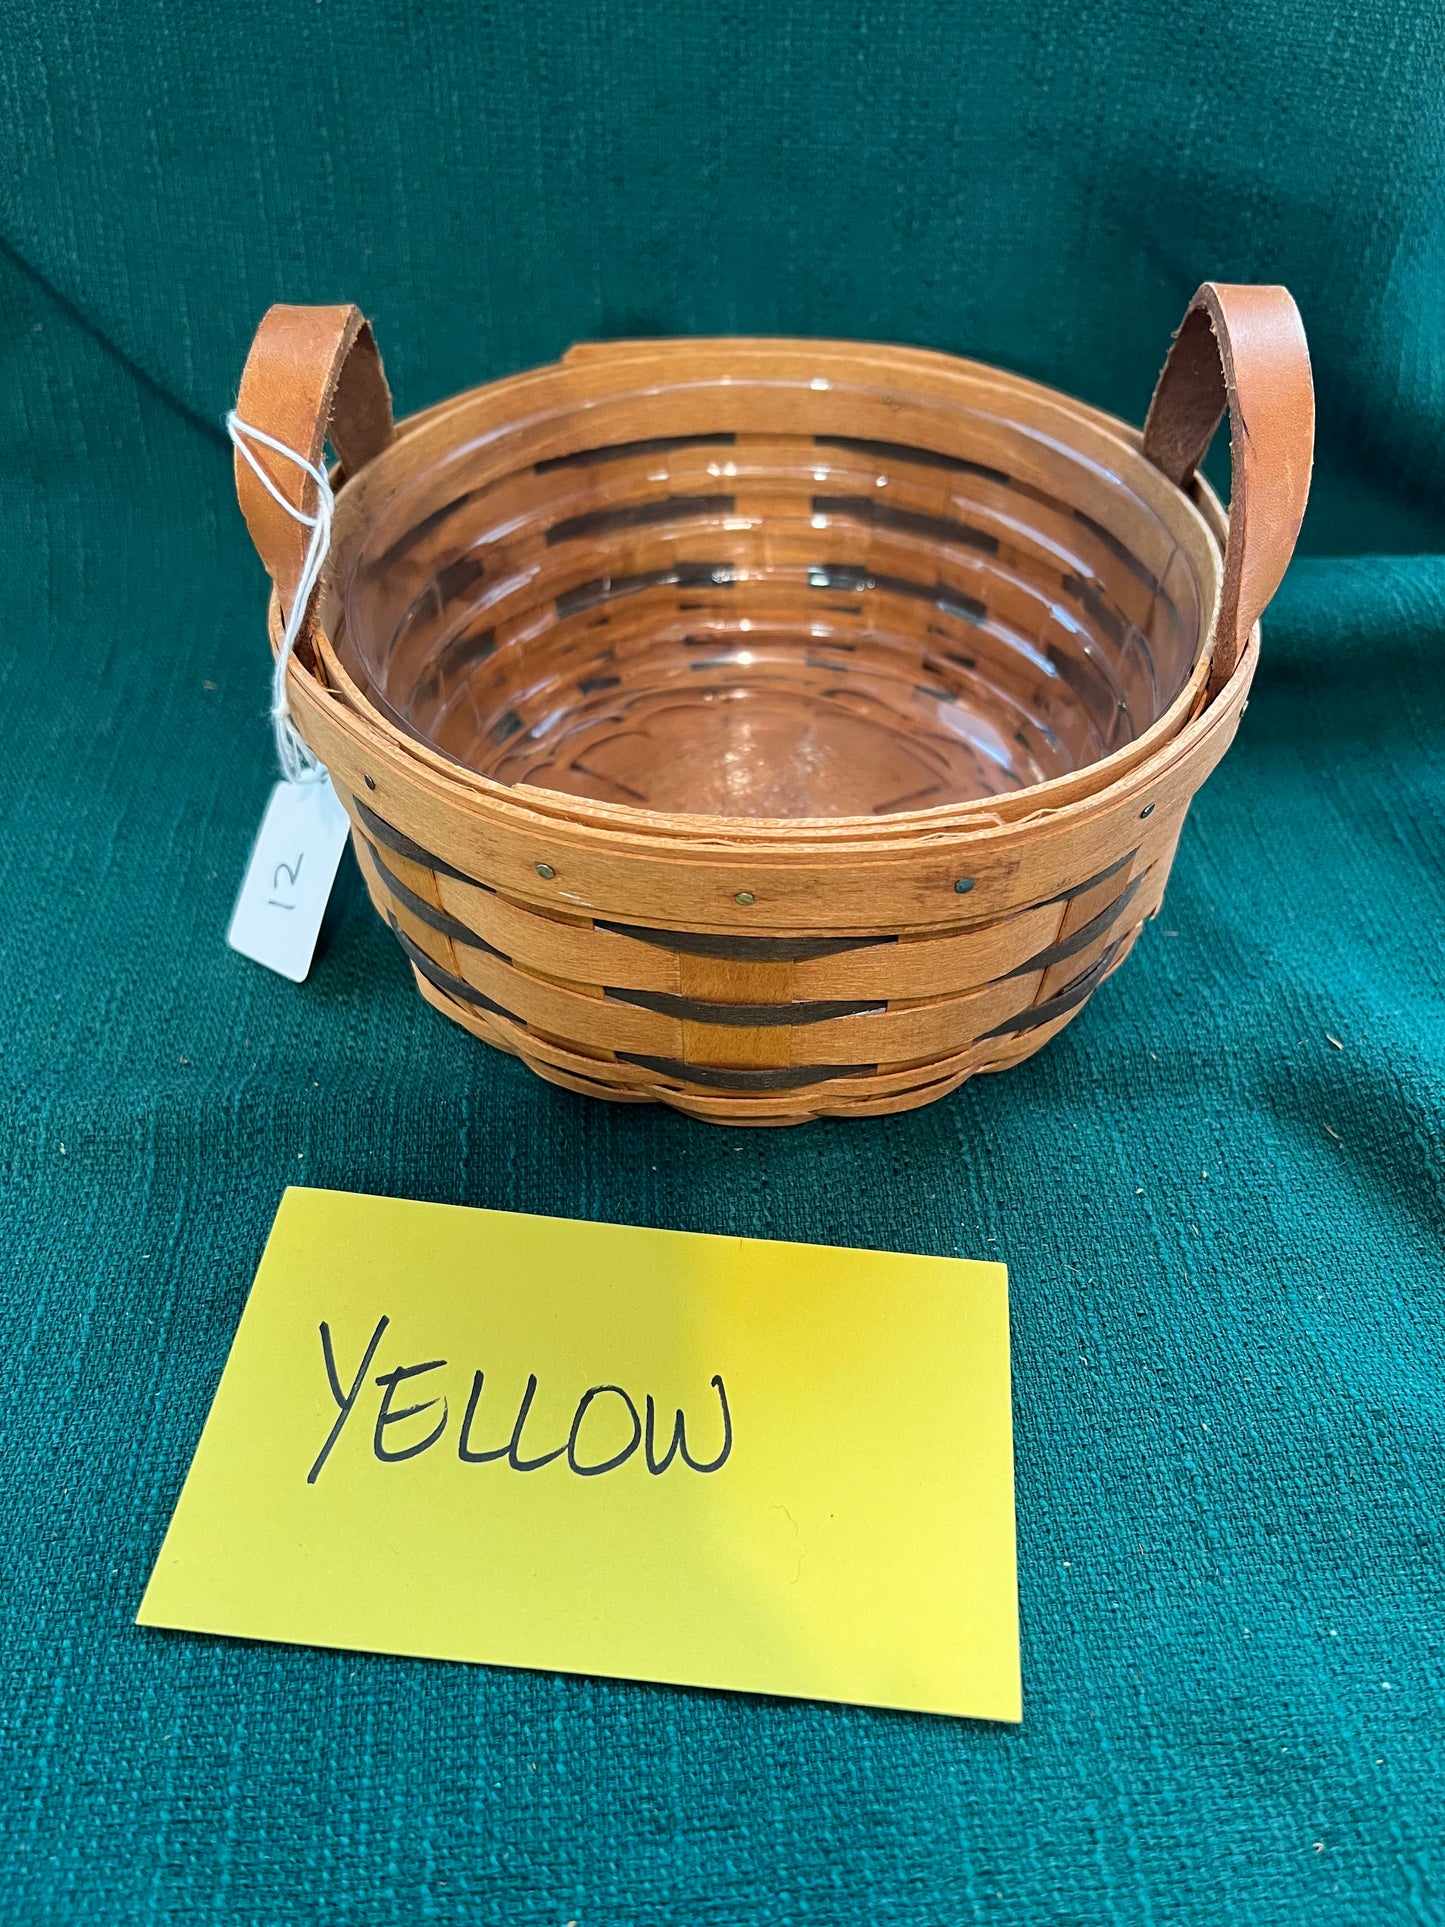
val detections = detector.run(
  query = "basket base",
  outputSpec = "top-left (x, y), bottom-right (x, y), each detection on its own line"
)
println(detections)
top-left (408, 924), bottom-right (1141, 1126)
top-left (482, 636), bottom-right (1065, 818)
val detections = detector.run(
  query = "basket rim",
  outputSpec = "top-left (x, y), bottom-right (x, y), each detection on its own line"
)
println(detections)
top-left (290, 617), bottom-right (1256, 866)
top-left (288, 616), bottom-right (1254, 935)
top-left (295, 335), bottom-right (1232, 845)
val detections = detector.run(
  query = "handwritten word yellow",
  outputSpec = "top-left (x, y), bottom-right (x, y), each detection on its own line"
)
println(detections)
top-left (310, 1316), bottom-right (732, 1482)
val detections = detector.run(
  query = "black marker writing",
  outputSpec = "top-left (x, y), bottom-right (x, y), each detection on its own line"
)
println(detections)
top-left (644, 1375), bottom-right (732, 1474)
top-left (373, 1358), bottom-right (449, 1463)
top-left (456, 1370), bottom-right (566, 1472)
top-left (308, 1315), bottom-right (389, 1483)
top-left (567, 1385), bottom-right (643, 1477)
top-left (310, 1320), bottom-right (732, 1481)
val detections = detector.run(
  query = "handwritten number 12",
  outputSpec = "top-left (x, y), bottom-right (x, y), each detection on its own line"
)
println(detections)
top-left (269, 852), bottom-right (304, 911)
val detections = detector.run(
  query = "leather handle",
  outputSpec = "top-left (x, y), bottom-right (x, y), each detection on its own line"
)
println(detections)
top-left (1142, 283), bottom-right (1314, 700)
top-left (233, 303), bottom-right (394, 625)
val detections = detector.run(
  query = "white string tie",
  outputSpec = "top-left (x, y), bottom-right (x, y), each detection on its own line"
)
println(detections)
top-left (225, 412), bottom-right (334, 785)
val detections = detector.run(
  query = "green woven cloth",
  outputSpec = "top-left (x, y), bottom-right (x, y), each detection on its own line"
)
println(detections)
top-left (1, 1), bottom-right (1441, 1919)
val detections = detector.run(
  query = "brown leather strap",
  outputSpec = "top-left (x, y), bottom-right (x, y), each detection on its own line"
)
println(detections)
top-left (1142, 283), bottom-right (1313, 700)
top-left (233, 304), bottom-right (394, 624)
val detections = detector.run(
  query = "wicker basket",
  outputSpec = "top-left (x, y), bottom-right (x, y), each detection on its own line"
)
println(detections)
top-left (233, 286), bottom-right (1312, 1123)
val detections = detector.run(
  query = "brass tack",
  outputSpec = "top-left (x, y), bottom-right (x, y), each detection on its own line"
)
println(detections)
top-left (735, 890), bottom-right (755, 906)
top-left (363, 774), bottom-right (376, 791)
top-left (955, 878), bottom-right (975, 894)
top-left (535, 862), bottom-right (556, 879)
top-left (1140, 803), bottom-right (1155, 818)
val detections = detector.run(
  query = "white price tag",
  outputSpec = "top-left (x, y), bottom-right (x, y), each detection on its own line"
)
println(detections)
top-left (227, 776), bottom-right (352, 983)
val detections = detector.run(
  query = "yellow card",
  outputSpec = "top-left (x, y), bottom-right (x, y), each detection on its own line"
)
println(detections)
top-left (139, 1187), bottom-right (1019, 1722)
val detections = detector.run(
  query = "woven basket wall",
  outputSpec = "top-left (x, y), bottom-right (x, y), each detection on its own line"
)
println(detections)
top-left (234, 288), bottom-right (1313, 1124)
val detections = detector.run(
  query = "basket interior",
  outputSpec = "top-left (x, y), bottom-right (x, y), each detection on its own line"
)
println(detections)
top-left (332, 349), bottom-right (1213, 819)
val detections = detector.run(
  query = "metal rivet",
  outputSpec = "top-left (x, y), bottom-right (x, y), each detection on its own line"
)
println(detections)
top-left (735, 890), bottom-right (755, 906)
top-left (1140, 804), bottom-right (1155, 819)
top-left (535, 862), bottom-right (556, 879)
top-left (363, 774), bottom-right (376, 791)
top-left (955, 878), bottom-right (975, 894)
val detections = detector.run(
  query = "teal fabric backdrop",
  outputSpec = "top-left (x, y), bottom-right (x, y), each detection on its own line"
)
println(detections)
top-left (1, 1), bottom-right (1442, 1920)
